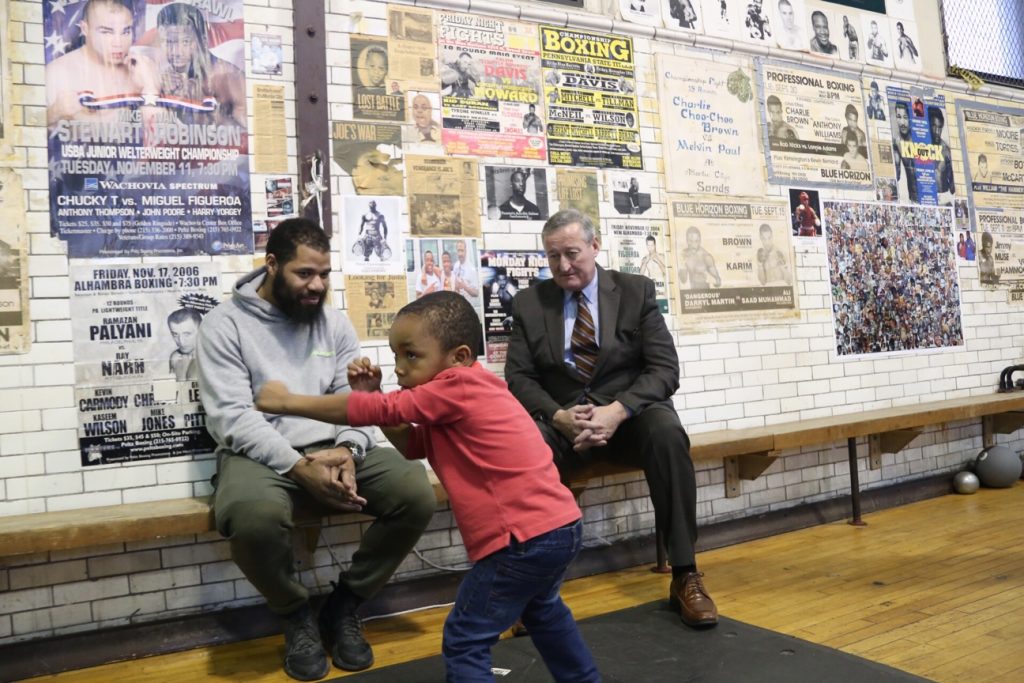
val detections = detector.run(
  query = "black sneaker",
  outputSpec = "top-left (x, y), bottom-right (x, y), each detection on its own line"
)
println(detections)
top-left (319, 581), bottom-right (374, 671)
top-left (282, 604), bottom-right (329, 681)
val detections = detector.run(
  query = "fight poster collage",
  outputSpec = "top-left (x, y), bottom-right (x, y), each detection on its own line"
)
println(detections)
top-left (16, 0), bottom-right (1019, 463)
top-left (330, 1), bottom-right (969, 362)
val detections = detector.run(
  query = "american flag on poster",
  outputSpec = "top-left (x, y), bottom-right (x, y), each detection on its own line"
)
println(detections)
top-left (44, 0), bottom-right (244, 71)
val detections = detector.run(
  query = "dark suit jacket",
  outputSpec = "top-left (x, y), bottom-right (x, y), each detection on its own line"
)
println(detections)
top-left (505, 266), bottom-right (679, 422)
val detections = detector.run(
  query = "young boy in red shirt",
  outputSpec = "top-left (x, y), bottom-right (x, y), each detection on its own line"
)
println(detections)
top-left (257, 291), bottom-right (600, 682)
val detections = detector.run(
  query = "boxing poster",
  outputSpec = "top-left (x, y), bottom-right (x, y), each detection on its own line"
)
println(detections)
top-left (824, 201), bottom-right (963, 356)
top-left (669, 198), bottom-right (798, 321)
top-left (866, 84), bottom-right (957, 207)
top-left (957, 99), bottom-right (1024, 288)
top-left (44, 0), bottom-right (251, 258)
top-left (437, 12), bottom-right (546, 160)
top-left (540, 26), bottom-right (642, 169)
top-left (69, 262), bottom-right (220, 465)
top-left (606, 219), bottom-right (671, 314)
top-left (0, 169), bottom-right (29, 354)
top-left (480, 251), bottom-right (551, 364)
top-left (658, 53), bottom-right (764, 197)
top-left (757, 60), bottom-right (873, 190)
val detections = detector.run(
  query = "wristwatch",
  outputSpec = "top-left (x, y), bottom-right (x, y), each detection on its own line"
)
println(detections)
top-left (339, 440), bottom-right (366, 467)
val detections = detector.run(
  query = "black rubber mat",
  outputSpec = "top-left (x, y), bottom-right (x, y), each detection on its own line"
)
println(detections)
top-left (338, 601), bottom-right (932, 682)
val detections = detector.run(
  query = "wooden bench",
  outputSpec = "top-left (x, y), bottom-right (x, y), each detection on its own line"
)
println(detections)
top-left (3, 393), bottom-right (1024, 561)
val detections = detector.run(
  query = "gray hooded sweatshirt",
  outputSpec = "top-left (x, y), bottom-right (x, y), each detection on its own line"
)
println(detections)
top-left (196, 267), bottom-right (375, 474)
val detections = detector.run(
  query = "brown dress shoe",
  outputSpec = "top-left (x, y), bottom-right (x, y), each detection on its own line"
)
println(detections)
top-left (669, 572), bottom-right (718, 627)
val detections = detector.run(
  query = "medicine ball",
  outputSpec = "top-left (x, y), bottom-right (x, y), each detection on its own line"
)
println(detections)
top-left (974, 446), bottom-right (1022, 488)
top-left (953, 471), bottom-right (979, 494)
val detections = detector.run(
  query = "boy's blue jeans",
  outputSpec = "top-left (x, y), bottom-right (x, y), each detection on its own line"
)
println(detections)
top-left (442, 519), bottom-right (601, 682)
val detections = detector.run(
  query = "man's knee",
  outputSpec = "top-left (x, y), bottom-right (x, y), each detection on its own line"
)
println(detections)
top-left (217, 496), bottom-right (292, 543)
top-left (386, 465), bottom-right (437, 528)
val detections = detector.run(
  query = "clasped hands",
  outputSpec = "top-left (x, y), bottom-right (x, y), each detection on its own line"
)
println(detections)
top-left (259, 358), bottom-right (383, 512)
top-left (552, 401), bottom-right (629, 452)
top-left (289, 448), bottom-right (366, 512)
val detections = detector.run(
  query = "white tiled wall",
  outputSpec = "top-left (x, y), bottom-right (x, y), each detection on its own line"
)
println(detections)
top-left (2, 0), bottom-right (1022, 645)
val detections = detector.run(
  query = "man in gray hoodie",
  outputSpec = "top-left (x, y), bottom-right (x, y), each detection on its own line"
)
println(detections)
top-left (196, 218), bottom-right (435, 681)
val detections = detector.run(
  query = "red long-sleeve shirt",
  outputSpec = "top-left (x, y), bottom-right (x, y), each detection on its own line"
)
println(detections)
top-left (347, 363), bottom-right (580, 561)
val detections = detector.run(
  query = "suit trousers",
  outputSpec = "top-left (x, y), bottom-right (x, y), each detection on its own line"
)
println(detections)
top-left (213, 446), bottom-right (435, 614)
top-left (536, 402), bottom-right (698, 568)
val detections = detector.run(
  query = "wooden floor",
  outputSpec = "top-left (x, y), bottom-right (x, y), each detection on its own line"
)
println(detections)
top-left (26, 485), bottom-right (1024, 682)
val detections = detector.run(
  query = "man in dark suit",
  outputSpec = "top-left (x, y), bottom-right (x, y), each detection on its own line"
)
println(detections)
top-left (505, 209), bottom-right (717, 628)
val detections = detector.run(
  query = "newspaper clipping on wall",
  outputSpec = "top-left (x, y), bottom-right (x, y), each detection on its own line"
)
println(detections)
top-left (481, 251), bottom-right (551, 363)
top-left (331, 121), bottom-right (405, 195)
top-left (670, 198), bottom-right (798, 322)
top-left (351, 34), bottom-right (405, 121)
top-left (658, 54), bottom-right (764, 197)
top-left (824, 201), bottom-right (963, 356)
top-left (44, 0), bottom-right (252, 258)
top-left (555, 169), bottom-right (600, 218)
top-left (866, 84), bottom-right (957, 206)
top-left (540, 26), bottom-right (642, 169)
top-left (437, 12), bottom-right (545, 160)
top-left (345, 274), bottom-right (407, 341)
top-left (607, 219), bottom-right (670, 313)
top-left (253, 84), bottom-right (287, 173)
top-left (406, 155), bottom-right (481, 237)
top-left (70, 262), bottom-right (220, 465)
top-left (0, 169), bottom-right (28, 354)
top-left (957, 100), bottom-right (1024, 289)
top-left (757, 61), bottom-right (872, 190)
top-left (387, 6), bottom-right (437, 93)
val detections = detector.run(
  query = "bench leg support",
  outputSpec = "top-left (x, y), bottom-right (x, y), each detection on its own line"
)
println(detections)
top-left (847, 437), bottom-right (866, 527)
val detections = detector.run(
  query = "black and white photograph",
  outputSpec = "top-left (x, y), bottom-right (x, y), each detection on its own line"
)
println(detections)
top-left (609, 173), bottom-right (654, 215)
top-left (837, 12), bottom-right (863, 62)
top-left (341, 195), bottom-right (405, 274)
top-left (620, 0), bottom-right (662, 26)
top-left (891, 17), bottom-right (922, 73)
top-left (861, 14), bottom-right (894, 68)
top-left (773, 0), bottom-right (807, 51)
top-left (700, 0), bottom-right (738, 39)
top-left (806, 6), bottom-right (840, 56)
top-left (740, 0), bottom-right (773, 43)
top-left (484, 166), bottom-right (550, 221)
top-left (665, 0), bottom-right (701, 31)
top-left (866, 80), bottom-right (887, 121)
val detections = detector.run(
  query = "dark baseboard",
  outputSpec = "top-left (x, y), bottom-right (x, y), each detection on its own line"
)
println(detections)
top-left (0, 474), bottom-right (952, 682)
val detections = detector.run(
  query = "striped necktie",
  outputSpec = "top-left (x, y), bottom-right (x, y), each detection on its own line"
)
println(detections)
top-left (571, 291), bottom-right (599, 381)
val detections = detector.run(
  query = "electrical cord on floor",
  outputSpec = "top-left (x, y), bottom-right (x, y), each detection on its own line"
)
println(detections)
top-left (413, 546), bottom-right (472, 572)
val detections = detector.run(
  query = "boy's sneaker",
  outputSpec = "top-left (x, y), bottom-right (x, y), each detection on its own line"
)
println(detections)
top-left (281, 604), bottom-right (330, 681)
top-left (319, 581), bottom-right (374, 671)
